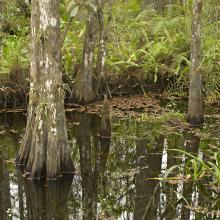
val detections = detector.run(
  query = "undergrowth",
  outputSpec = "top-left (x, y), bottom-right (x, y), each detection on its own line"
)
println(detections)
top-left (1, 0), bottom-right (220, 102)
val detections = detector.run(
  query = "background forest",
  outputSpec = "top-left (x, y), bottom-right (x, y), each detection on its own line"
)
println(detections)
top-left (1, 0), bottom-right (220, 104)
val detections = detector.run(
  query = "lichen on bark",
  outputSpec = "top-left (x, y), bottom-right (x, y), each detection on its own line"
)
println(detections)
top-left (17, 0), bottom-right (74, 180)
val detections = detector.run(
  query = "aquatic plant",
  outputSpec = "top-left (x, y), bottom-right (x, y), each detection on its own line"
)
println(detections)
top-left (165, 149), bottom-right (220, 184)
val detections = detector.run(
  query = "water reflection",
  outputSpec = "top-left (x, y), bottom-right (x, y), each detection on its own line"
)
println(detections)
top-left (134, 136), bottom-right (163, 220)
top-left (180, 133), bottom-right (200, 220)
top-left (0, 149), bottom-right (11, 220)
top-left (72, 112), bottom-right (111, 219)
top-left (0, 111), bottom-right (220, 219)
top-left (22, 176), bottom-right (73, 220)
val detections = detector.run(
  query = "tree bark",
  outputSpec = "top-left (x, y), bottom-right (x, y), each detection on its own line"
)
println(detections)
top-left (187, 0), bottom-right (203, 125)
top-left (17, 0), bottom-right (74, 179)
top-left (75, 11), bottom-right (98, 103)
top-left (0, 0), bottom-right (3, 57)
top-left (94, 0), bottom-right (106, 96)
top-left (75, 1), bottom-right (108, 103)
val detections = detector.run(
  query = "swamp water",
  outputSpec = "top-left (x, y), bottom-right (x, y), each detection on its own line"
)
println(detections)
top-left (0, 111), bottom-right (220, 220)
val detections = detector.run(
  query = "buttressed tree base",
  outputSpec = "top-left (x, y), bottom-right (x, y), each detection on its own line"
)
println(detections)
top-left (17, 0), bottom-right (74, 180)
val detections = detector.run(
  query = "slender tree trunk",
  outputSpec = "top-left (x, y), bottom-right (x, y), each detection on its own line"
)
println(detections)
top-left (75, 11), bottom-right (98, 103)
top-left (187, 0), bottom-right (203, 125)
top-left (141, 0), bottom-right (172, 11)
top-left (17, 0), bottom-right (74, 179)
top-left (94, 0), bottom-right (106, 96)
top-left (75, 1), bottom-right (108, 103)
top-left (0, 0), bottom-right (3, 57)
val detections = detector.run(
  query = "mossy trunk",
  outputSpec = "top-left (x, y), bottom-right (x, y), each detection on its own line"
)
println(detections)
top-left (17, 0), bottom-right (74, 179)
top-left (75, 12), bottom-right (98, 104)
top-left (187, 0), bottom-right (203, 125)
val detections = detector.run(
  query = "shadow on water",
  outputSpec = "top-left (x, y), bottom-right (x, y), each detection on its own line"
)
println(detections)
top-left (0, 111), bottom-right (220, 219)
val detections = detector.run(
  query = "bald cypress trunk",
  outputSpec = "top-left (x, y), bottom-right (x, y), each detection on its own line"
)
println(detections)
top-left (75, 12), bottom-right (98, 103)
top-left (75, 1), bottom-right (107, 103)
top-left (94, 1), bottom-right (106, 96)
top-left (187, 0), bottom-right (203, 125)
top-left (17, 0), bottom-right (74, 179)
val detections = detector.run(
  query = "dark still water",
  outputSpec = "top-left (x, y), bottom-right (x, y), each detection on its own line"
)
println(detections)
top-left (0, 111), bottom-right (220, 220)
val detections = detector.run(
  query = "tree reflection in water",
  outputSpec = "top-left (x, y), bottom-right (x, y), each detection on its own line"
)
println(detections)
top-left (22, 175), bottom-right (73, 220)
top-left (177, 133), bottom-right (200, 220)
top-left (134, 135), bottom-right (163, 220)
top-left (1, 112), bottom-right (220, 219)
top-left (0, 149), bottom-right (11, 220)
top-left (73, 112), bottom-right (111, 220)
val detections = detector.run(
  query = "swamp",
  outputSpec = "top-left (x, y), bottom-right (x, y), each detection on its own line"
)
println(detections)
top-left (1, 0), bottom-right (220, 219)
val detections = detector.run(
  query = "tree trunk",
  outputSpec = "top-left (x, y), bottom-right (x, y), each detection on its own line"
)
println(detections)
top-left (17, 0), bottom-right (74, 179)
top-left (0, 0), bottom-right (3, 57)
top-left (187, 0), bottom-right (203, 125)
top-left (141, 0), bottom-right (172, 11)
top-left (75, 11), bottom-right (98, 103)
top-left (94, 1), bottom-right (106, 96)
top-left (75, 1), bottom-right (108, 103)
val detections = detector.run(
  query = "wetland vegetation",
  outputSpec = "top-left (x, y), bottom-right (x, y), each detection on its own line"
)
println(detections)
top-left (1, 0), bottom-right (220, 219)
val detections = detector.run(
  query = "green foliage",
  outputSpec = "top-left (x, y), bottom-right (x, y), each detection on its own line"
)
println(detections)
top-left (166, 149), bottom-right (220, 184)
top-left (0, 36), bottom-right (29, 78)
top-left (1, 0), bottom-right (220, 103)
top-left (105, 0), bottom-right (192, 94)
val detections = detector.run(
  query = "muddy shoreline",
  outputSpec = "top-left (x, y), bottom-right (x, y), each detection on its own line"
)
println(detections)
top-left (0, 94), bottom-right (165, 118)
